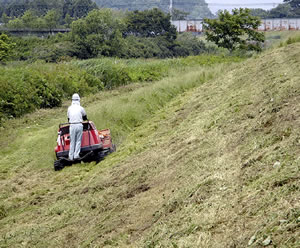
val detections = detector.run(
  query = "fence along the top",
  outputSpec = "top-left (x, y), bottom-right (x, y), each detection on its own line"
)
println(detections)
top-left (171, 18), bottom-right (300, 33)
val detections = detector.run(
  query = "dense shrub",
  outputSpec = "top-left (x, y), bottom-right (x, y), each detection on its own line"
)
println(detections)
top-left (124, 8), bottom-right (177, 42)
top-left (31, 41), bottom-right (76, 62)
top-left (11, 35), bottom-right (77, 62)
top-left (11, 36), bottom-right (40, 61)
top-left (0, 62), bottom-right (102, 122)
top-left (173, 33), bottom-right (216, 57)
top-left (121, 36), bottom-right (164, 59)
top-left (72, 58), bottom-right (170, 87)
top-left (10, 33), bottom-right (215, 62)
top-left (0, 33), bottom-right (15, 62)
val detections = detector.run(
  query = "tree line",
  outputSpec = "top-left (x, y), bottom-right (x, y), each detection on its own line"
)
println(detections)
top-left (0, 8), bottom-right (212, 62)
top-left (0, 0), bottom-right (214, 23)
top-left (1, 0), bottom-right (299, 30)
top-left (94, 0), bottom-right (214, 19)
top-left (250, 0), bottom-right (300, 18)
top-left (0, 0), bottom-right (97, 27)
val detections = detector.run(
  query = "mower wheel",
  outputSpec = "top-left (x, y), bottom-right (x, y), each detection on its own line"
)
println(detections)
top-left (110, 144), bottom-right (116, 153)
top-left (54, 160), bottom-right (64, 171)
top-left (95, 151), bottom-right (105, 164)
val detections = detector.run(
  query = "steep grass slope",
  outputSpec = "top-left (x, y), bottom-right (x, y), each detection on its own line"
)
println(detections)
top-left (129, 43), bottom-right (300, 247)
top-left (0, 62), bottom-right (228, 247)
top-left (1, 43), bottom-right (300, 247)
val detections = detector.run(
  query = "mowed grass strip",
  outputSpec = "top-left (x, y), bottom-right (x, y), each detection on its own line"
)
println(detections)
top-left (134, 43), bottom-right (300, 247)
top-left (67, 42), bottom-right (299, 247)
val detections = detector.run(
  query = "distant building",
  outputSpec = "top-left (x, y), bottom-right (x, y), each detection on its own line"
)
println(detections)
top-left (172, 18), bottom-right (300, 33)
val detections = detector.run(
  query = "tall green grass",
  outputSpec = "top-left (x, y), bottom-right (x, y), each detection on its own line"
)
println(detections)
top-left (72, 55), bottom-right (243, 87)
top-left (87, 65), bottom-right (227, 145)
top-left (283, 35), bottom-right (300, 46)
top-left (264, 31), bottom-right (300, 48)
top-left (72, 58), bottom-right (169, 88)
top-left (0, 55), bottom-right (242, 125)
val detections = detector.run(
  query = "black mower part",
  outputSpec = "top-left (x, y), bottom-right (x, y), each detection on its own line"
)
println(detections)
top-left (54, 160), bottom-right (64, 171)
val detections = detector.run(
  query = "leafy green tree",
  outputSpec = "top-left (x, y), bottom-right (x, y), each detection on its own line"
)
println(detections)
top-left (0, 33), bottom-right (15, 61)
top-left (109, 29), bottom-right (126, 57)
top-left (7, 17), bottom-right (24, 29)
top-left (268, 3), bottom-right (293, 17)
top-left (1, 0), bottom-right (97, 25)
top-left (21, 10), bottom-right (37, 29)
top-left (249, 8), bottom-right (269, 18)
top-left (5, 0), bottom-right (30, 18)
top-left (125, 8), bottom-right (177, 42)
top-left (204, 8), bottom-right (265, 52)
top-left (284, 0), bottom-right (300, 9)
top-left (71, 9), bottom-right (124, 58)
top-left (64, 13), bottom-right (74, 28)
top-left (44, 9), bottom-right (60, 30)
top-left (174, 32), bottom-right (209, 57)
top-left (34, 17), bottom-right (47, 29)
top-left (171, 8), bottom-right (189, 20)
top-left (62, 0), bottom-right (74, 18)
top-left (29, 0), bottom-right (52, 16)
top-left (72, 0), bottom-right (98, 19)
top-left (1, 13), bottom-right (10, 24)
top-left (189, 3), bottom-right (215, 19)
top-left (283, 0), bottom-right (300, 15)
top-left (251, 3), bottom-right (298, 18)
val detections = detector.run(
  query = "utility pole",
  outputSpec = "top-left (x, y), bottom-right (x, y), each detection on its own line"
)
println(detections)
top-left (169, 0), bottom-right (173, 17)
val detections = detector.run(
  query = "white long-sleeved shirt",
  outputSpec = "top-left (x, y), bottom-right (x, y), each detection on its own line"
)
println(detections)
top-left (67, 101), bottom-right (86, 123)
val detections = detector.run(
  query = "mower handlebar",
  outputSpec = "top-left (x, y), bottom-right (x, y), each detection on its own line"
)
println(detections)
top-left (59, 120), bottom-right (90, 128)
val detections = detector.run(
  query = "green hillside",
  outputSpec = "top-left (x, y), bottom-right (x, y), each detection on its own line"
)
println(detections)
top-left (0, 42), bottom-right (300, 247)
top-left (0, 0), bottom-right (213, 20)
top-left (94, 0), bottom-right (214, 19)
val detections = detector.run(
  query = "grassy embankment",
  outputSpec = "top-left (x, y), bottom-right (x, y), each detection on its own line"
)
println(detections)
top-left (0, 53), bottom-right (241, 247)
top-left (0, 37), bottom-right (300, 247)
top-left (265, 30), bottom-right (300, 48)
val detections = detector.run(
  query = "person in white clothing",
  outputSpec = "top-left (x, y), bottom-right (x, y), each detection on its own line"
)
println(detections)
top-left (67, 93), bottom-right (87, 161)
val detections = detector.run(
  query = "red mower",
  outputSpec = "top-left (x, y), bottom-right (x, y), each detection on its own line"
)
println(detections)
top-left (54, 121), bottom-right (116, 171)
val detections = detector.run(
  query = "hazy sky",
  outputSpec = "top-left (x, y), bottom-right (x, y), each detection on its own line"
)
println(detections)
top-left (206, 0), bottom-right (284, 13)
